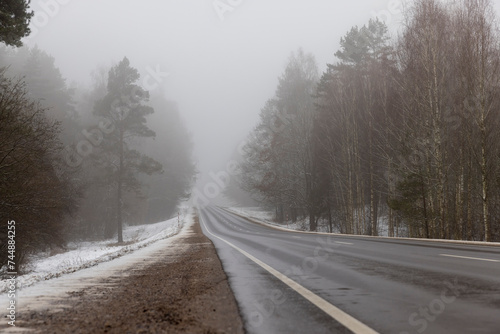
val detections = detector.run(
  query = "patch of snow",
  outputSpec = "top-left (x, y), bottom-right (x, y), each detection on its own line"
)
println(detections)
top-left (0, 207), bottom-right (191, 294)
top-left (226, 207), bottom-right (309, 231)
top-left (227, 207), bottom-right (394, 235)
top-left (0, 212), bottom-right (196, 317)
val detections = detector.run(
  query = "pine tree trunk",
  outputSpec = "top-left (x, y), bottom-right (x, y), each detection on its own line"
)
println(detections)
top-left (117, 127), bottom-right (124, 243)
top-left (467, 159), bottom-right (473, 240)
top-left (309, 211), bottom-right (316, 231)
top-left (421, 175), bottom-right (430, 239)
top-left (481, 127), bottom-right (490, 242)
top-left (456, 167), bottom-right (464, 240)
top-left (328, 206), bottom-right (333, 233)
top-left (370, 158), bottom-right (377, 236)
top-left (387, 163), bottom-right (395, 238)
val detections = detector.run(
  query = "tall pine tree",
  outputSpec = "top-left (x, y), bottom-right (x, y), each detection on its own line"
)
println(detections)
top-left (94, 57), bottom-right (162, 242)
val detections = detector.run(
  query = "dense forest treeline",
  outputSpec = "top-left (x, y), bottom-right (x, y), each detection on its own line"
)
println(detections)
top-left (241, 0), bottom-right (500, 242)
top-left (0, 4), bottom-right (195, 271)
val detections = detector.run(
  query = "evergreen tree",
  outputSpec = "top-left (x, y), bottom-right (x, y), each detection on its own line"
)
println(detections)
top-left (0, 0), bottom-right (33, 47)
top-left (241, 49), bottom-right (320, 229)
top-left (315, 19), bottom-right (393, 235)
top-left (93, 57), bottom-right (162, 242)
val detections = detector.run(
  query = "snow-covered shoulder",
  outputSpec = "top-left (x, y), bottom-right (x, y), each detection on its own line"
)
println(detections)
top-left (0, 208), bottom-right (193, 293)
top-left (225, 207), bottom-right (313, 231)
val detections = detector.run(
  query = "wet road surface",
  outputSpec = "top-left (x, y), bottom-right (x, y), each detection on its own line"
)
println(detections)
top-left (199, 206), bottom-right (500, 334)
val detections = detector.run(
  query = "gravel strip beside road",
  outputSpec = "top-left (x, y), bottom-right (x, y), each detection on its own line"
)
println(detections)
top-left (11, 216), bottom-right (245, 333)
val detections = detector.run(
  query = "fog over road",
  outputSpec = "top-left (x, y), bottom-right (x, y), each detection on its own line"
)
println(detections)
top-left (199, 206), bottom-right (500, 334)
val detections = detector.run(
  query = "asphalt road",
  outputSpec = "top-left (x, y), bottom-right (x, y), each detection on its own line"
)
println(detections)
top-left (199, 206), bottom-right (500, 334)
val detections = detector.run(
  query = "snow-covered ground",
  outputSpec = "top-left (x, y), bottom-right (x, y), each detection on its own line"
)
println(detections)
top-left (0, 208), bottom-right (191, 294)
top-left (226, 207), bottom-right (311, 231)
top-left (226, 206), bottom-right (392, 235)
top-left (225, 207), bottom-right (500, 248)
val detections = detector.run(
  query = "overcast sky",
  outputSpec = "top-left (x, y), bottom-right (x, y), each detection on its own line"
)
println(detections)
top-left (23, 0), bottom-right (500, 191)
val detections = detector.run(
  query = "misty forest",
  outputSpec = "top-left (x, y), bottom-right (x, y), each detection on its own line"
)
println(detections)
top-left (239, 0), bottom-right (500, 242)
top-left (1, 0), bottom-right (500, 273)
top-left (0, 1), bottom-right (196, 270)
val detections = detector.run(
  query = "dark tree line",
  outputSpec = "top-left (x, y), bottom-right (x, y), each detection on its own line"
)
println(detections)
top-left (242, 0), bottom-right (500, 242)
top-left (0, 71), bottom-right (75, 272)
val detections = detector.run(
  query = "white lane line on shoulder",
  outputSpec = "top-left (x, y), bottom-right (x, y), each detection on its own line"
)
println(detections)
top-left (334, 241), bottom-right (353, 245)
top-left (199, 213), bottom-right (379, 334)
top-left (292, 236), bottom-right (301, 239)
top-left (440, 254), bottom-right (500, 262)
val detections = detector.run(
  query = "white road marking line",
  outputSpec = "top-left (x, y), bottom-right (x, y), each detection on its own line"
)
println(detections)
top-left (200, 214), bottom-right (379, 334)
top-left (335, 241), bottom-right (353, 245)
top-left (292, 236), bottom-right (302, 239)
top-left (440, 254), bottom-right (500, 262)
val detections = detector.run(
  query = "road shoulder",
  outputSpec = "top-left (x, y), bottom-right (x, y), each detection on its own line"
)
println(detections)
top-left (3, 215), bottom-right (244, 333)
